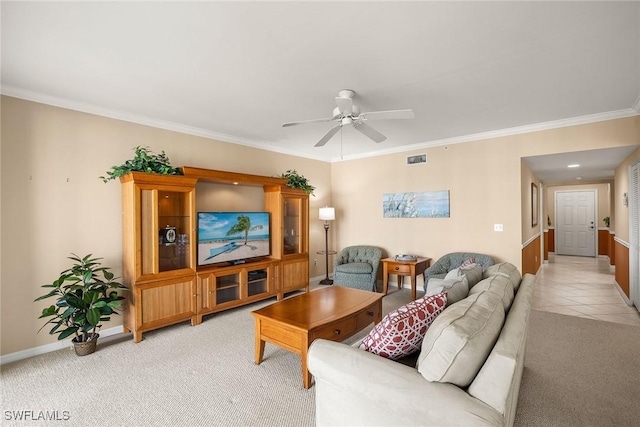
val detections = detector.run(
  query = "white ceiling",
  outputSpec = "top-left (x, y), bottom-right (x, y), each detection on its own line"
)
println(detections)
top-left (2, 1), bottom-right (639, 181)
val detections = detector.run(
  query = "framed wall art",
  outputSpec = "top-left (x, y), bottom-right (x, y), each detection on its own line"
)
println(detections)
top-left (383, 190), bottom-right (450, 218)
top-left (531, 183), bottom-right (538, 227)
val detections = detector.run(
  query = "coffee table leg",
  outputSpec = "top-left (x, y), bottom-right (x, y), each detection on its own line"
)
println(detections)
top-left (302, 337), bottom-right (312, 389)
top-left (254, 319), bottom-right (265, 364)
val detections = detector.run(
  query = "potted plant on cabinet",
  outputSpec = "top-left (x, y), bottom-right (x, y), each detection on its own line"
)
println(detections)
top-left (100, 145), bottom-right (183, 183)
top-left (280, 169), bottom-right (315, 195)
top-left (34, 254), bottom-right (127, 356)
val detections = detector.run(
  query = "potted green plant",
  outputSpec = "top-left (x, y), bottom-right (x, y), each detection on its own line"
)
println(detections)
top-left (603, 216), bottom-right (610, 228)
top-left (100, 145), bottom-right (183, 182)
top-left (280, 169), bottom-right (315, 195)
top-left (34, 254), bottom-right (127, 356)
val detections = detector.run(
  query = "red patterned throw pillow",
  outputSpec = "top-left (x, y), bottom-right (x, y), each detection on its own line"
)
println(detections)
top-left (359, 293), bottom-right (447, 360)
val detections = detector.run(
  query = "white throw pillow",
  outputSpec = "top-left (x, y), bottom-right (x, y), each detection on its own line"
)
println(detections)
top-left (416, 290), bottom-right (505, 387)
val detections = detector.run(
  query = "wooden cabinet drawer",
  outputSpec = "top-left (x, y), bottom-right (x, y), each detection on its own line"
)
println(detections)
top-left (390, 263), bottom-right (411, 274)
top-left (356, 305), bottom-right (380, 330)
top-left (312, 317), bottom-right (357, 341)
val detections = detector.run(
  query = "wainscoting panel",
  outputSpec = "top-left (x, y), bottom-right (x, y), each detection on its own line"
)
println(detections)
top-left (598, 229), bottom-right (609, 256)
top-left (522, 235), bottom-right (541, 275)
top-left (544, 230), bottom-right (549, 261)
top-left (614, 239), bottom-right (629, 298)
top-left (609, 232), bottom-right (616, 266)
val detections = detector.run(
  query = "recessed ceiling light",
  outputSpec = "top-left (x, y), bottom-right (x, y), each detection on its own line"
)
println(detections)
top-left (576, 177), bottom-right (583, 180)
top-left (568, 164), bottom-right (580, 168)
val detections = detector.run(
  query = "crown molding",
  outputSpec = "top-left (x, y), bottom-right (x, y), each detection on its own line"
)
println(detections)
top-left (331, 108), bottom-right (640, 162)
top-left (3, 84), bottom-right (638, 165)
top-left (0, 85), bottom-right (323, 162)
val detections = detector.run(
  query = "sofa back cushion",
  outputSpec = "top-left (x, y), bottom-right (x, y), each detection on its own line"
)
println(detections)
top-left (468, 275), bottom-right (515, 312)
top-left (425, 276), bottom-right (469, 305)
top-left (445, 263), bottom-right (483, 288)
top-left (416, 290), bottom-right (505, 387)
top-left (483, 262), bottom-right (522, 292)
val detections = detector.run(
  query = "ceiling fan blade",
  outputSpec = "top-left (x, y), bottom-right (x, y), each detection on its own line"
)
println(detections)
top-left (359, 109), bottom-right (415, 121)
top-left (282, 117), bottom-right (332, 127)
top-left (353, 122), bottom-right (387, 143)
top-left (314, 125), bottom-right (341, 147)
top-left (335, 96), bottom-right (353, 115)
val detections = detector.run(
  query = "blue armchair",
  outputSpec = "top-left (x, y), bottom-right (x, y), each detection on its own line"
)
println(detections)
top-left (423, 252), bottom-right (495, 292)
top-left (333, 246), bottom-right (383, 292)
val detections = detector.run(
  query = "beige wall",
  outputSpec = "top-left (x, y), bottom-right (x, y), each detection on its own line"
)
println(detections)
top-left (2, 95), bottom-right (640, 356)
top-left (521, 160), bottom-right (540, 243)
top-left (0, 96), bottom-right (331, 355)
top-left (331, 116), bottom-right (640, 273)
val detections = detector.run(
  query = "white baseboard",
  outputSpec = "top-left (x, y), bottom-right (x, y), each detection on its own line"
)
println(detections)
top-left (1, 326), bottom-right (123, 365)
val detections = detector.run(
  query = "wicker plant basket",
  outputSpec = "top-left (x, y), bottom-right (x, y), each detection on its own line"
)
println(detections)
top-left (72, 334), bottom-right (99, 356)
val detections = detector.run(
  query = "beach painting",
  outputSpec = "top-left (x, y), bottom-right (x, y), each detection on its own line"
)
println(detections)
top-left (197, 212), bottom-right (270, 266)
top-left (383, 191), bottom-right (450, 218)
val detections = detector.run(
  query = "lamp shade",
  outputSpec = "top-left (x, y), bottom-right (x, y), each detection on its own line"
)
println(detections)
top-left (319, 207), bottom-right (335, 221)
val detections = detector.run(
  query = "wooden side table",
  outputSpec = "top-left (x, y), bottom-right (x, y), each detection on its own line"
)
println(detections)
top-left (382, 257), bottom-right (432, 301)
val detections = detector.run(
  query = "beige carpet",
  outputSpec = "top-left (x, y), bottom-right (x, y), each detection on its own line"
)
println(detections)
top-left (2, 288), bottom-right (640, 426)
top-left (514, 308), bottom-right (640, 427)
top-left (0, 287), bottom-right (406, 427)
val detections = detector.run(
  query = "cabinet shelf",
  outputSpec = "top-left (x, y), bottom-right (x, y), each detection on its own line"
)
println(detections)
top-left (216, 284), bottom-right (239, 291)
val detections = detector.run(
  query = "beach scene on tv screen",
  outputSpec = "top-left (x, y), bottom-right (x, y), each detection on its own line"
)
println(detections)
top-left (198, 212), bottom-right (270, 265)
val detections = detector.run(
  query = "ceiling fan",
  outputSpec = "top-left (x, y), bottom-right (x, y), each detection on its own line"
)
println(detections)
top-left (282, 89), bottom-right (414, 147)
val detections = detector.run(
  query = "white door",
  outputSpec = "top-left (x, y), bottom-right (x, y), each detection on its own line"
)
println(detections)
top-left (556, 190), bottom-right (596, 257)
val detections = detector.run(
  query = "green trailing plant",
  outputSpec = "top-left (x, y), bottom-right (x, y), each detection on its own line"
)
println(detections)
top-left (280, 169), bottom-right (315, 195)
top-left (547, 215), bottom-right (552, 227)
top-left (603, 216), bottom-right (610, 227)
top-left (35, 254), bottom-right (127, 343)
top-left (100, 145), bottom-right (183, 182)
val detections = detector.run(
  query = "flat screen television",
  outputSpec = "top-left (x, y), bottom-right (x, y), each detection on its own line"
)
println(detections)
top-left (197, 212), bottom-right (271, 267)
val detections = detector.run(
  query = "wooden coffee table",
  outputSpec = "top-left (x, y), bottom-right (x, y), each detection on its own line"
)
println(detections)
top-left (251, 286), bottom-right (383, 388)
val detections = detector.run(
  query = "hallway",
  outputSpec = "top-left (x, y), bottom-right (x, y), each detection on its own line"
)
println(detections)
top-left (533, 254), bottom-right (640, 326)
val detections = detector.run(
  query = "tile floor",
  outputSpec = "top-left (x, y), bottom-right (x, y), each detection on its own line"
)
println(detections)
top-left (533, 254), bottom-right (640, 326)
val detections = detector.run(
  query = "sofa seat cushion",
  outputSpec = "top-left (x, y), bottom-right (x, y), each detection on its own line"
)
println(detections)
top-left (359, 293), bottom-right (447, 360)
top-left (335, 262), bottom-right (373, 274)
top-left (426, 276), bottom-right (469, 305)
top-left (483, 262), bottom-right (522, 292)
top-left (416, 290), bottom-right (505, 387)
top-left (468, 275), bottom-right (514, 312)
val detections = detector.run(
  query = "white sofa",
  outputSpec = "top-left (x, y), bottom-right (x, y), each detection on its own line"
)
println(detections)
top-left (308, 264), bottom-right (534, 427)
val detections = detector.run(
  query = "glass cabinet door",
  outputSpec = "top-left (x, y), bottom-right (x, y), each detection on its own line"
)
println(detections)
top-left (140, 188), bottom-right (194, 275)
top-left (283, 197), bottom-right (302, 255)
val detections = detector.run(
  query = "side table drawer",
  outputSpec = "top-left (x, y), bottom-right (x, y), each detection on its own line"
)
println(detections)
top-left (312, 317), bottom-right (357, 341)
top-left (391, 264), bottom-right (411, 274)
top-left (356, 305), bottom-right (380, 330)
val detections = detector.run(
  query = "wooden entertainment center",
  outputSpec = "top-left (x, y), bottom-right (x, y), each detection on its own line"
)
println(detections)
top-left (120, 167), bottom-right (310, 342)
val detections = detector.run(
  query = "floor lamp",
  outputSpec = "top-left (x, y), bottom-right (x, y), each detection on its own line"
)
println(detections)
top-left (319, 207), bottom-right (335, 285)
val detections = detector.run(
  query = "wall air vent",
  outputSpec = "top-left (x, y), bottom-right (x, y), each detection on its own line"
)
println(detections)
top-left (406, 154), bottom-right (427, 165)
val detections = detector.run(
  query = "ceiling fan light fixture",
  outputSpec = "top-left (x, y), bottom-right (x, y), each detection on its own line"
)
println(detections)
top-left (284, 89), bottom-right (413, 147)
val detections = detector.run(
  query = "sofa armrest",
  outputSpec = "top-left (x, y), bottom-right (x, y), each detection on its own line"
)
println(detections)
top-left (308, 339), bottom-right (503, 427)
